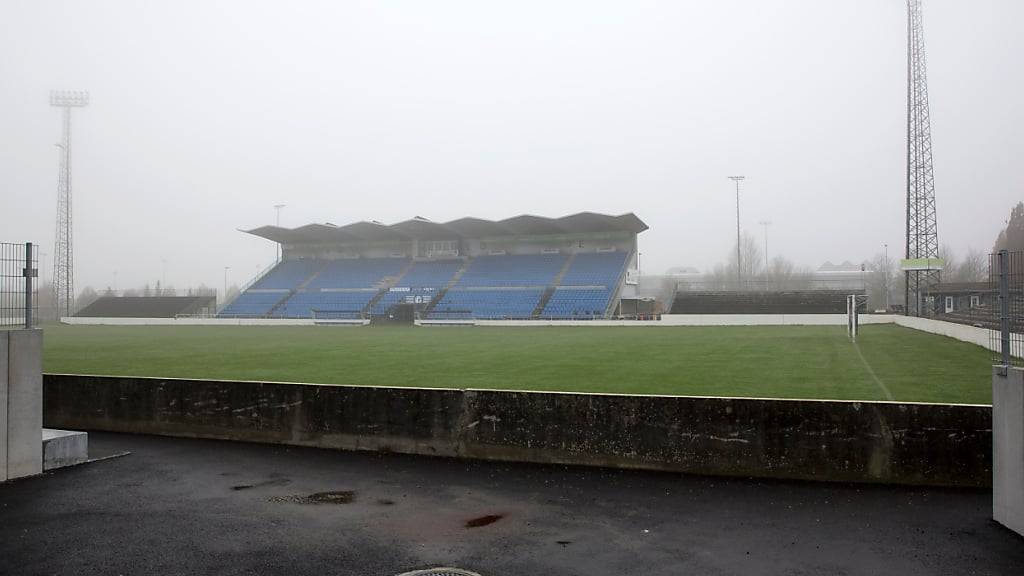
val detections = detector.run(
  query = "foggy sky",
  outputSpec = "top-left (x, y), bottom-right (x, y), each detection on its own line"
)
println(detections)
top-left (2, 0), bottom-right (1022, 294)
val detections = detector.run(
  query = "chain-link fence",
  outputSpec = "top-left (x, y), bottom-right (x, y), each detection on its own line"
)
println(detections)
top-left (0, 242), bottom-right (38, 329)
top-left (989, 250), bottom-right (1024, 366)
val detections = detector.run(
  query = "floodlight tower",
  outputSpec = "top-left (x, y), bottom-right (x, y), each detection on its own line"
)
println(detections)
top-left (50, 89), bottom-right (89, 318)
top-left (904, 1), bottom-right (941, 316)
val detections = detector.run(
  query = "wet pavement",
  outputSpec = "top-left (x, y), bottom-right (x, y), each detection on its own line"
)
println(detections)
top-left (1, 432), bottom-right (1022, 575)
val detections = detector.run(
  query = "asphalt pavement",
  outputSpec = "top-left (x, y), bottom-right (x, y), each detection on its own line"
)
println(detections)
top-left (1, 432), bottom-right (1022, 576)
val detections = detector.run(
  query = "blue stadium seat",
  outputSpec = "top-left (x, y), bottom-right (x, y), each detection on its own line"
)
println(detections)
top-left (559, 252), bottom-right (628, 287)
top-left (455, 254), bottom-right (566, 288)
top-left (371, 259), bottom-right (462, 314)
top-left (429, 288), bottom-right (544, 319)
top-left (250, 260), bottom-right (322, 290)
top-left (218, 292), bottom-right (286, 317)
top-left (540, 288), bottom-right (612, 318)
top-left (276, 291), bottom-right (377, 319)
top-left (306, 258), bottom-right (409, 289)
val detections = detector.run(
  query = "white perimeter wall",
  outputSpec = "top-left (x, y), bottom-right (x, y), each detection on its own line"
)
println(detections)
top-left (659, 314), bottom-right (895, 326)
top-left (426, 314), bottom-right (894, 327)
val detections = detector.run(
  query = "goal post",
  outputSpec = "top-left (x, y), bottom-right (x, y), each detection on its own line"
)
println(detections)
top-left (847, 294), bottom-right (867, 341)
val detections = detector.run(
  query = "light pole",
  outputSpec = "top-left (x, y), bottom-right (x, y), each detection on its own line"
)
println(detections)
top-left (160, 257), bottom-right (167, 294)
top-left (758, 220), bottom-right (771, 268)
top-left (274, 204), bottom-right (286, 262)
top-left (728, 176), bottom-right (745, 288)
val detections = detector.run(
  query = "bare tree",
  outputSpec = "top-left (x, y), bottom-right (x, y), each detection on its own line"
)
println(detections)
top-left (76, 286), bottom-right (100, 312)
top-left (939, 244), bottom-right (958, 280)
top-left (939, 245), bottom-right (987, 283)
top-left (866, 252), bottom-right (898, 311)
top-left (957, 248), bottom-right (986, 282)
top-left (724, 232), bottom-right (763, 289)
top-left (763, 256), bottom-right (815, 291)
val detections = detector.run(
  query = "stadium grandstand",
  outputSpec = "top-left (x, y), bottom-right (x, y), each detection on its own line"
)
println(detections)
top-left (219, 212), bottom-right (646, 320)
top-left (76, 296), bottom-right (217, 318)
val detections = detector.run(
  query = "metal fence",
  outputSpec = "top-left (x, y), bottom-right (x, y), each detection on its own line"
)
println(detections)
top-left (990, 250), bottom-right (1024, 367)
top-left (0, 242), bottom-right (38, 329)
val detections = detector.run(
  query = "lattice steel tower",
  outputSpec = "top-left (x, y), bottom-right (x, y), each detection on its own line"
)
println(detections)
top-left (50, 90), bottom-right (89, 318)
top-left (905, 0), bottom-right (940, 316)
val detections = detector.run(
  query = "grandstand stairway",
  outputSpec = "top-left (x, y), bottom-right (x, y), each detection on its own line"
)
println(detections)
top-left (363, 260), bottom-right (416, 316)
top-left (531, 253), bottom-right (576, 317)
top-left (423, 259), bottom-right (470, 317)
top-left (265, 292), bottom-right (296, 318)
top-left (296, 262), bottom-right (329, 290)
top-left (265, 261), bottom-right (328, 318)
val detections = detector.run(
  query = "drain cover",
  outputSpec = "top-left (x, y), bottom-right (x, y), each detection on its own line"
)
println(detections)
top-left (397, 565), bottom-right (481, 569)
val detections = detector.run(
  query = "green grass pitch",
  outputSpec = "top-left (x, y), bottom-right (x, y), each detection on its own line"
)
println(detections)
top-left (41, 323), bottom-right (993, 404)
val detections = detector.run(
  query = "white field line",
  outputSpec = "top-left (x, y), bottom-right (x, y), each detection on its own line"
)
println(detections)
top-left (852, 340), bottom-right (894, 401)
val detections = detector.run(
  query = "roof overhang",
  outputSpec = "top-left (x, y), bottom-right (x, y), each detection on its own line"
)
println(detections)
top-left (243, 212), bottom-right (647, 245)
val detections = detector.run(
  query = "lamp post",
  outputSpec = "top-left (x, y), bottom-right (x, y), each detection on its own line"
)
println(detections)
top-left (728, 176), bottom-right (745, 288)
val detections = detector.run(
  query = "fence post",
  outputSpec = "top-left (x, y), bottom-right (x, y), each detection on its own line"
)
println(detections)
top-left (23, 242), bottom-right (35, 329)
top-left (999, 249), bottom-right (1010, 366)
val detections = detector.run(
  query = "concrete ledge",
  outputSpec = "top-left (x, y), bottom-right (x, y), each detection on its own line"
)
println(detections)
top-left (43, 373), bottom-right (992, 487)
top-left (42, 429), bottom-right (88, 471)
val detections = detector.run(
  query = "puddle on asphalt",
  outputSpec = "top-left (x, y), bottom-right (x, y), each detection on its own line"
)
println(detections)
top-left (231, 478), bottom-right (291, 491)
top-left (269, 490), bottom-right (356, 504)
top-left (464, 514), bottom-right (504, 528)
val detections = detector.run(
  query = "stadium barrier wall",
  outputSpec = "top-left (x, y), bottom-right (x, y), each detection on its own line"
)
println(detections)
top-left (43, 374), bottom-right (991, 487)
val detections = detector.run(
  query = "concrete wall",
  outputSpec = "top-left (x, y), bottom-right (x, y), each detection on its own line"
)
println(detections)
top-left (3, 330), bottom-right (43, 480)
top-left (660, 314), bottom-right (894, 326)
top-left (43, 374), bottom-right (992, 487)
top-left (993, 366), bottom-right (1024, 536)
top-left (896, 315), bottom-right (1023, 358)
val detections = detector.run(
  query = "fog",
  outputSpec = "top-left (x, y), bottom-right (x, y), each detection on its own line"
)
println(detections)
top-left (1, 0), bottom-right (1021, 294)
